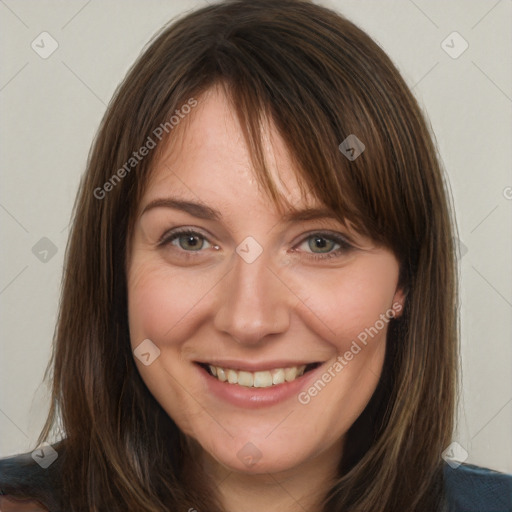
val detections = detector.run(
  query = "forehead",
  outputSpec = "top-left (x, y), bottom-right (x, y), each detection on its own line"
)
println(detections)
top-left (140, 86), bottom-right (316, 215)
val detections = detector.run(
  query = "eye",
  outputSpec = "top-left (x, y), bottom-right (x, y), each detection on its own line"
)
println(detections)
top-left (158, 228), bottom-right (354, 261)
top-left (294, 232), bottom-right (353, 260)
top-left (159, 228), bottom-right (213, 252)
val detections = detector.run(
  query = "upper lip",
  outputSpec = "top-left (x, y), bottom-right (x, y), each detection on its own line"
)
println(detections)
top-left (195, 359), bottom-right (321, 372)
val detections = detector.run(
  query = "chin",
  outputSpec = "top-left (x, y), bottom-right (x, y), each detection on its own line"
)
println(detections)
top-left (205, 435), bottom-right (316, 475)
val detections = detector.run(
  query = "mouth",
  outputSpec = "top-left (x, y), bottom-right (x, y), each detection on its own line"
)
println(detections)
top-left (197, 362), bottom-right (322, 389)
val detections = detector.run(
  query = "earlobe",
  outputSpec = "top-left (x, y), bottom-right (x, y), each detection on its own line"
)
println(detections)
top-left (391, 288), bottom-right (407, 318)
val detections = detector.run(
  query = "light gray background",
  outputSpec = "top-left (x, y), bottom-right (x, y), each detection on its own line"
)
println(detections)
top-left (1, 0), bottom-right (511, 473)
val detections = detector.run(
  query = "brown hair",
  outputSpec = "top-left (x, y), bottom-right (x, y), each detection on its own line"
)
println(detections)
top-left (19, 0), bottom-right (460, 509)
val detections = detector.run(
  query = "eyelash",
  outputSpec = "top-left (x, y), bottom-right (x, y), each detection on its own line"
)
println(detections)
top-left (158, 228), bottom-right (354, 261)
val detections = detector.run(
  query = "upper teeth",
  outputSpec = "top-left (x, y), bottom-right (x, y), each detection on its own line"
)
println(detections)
top-left (208, 365), bottom-right (307, 388)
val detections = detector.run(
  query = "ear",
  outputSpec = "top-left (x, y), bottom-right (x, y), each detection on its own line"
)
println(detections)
top-left (391, 287), bottom-right (407, 319)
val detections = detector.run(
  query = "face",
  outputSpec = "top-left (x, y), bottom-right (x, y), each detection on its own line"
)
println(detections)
top-left (127, 86), bottom-right (405, 476)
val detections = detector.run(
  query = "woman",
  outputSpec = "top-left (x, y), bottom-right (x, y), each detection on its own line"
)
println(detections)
top-left (1, 0), bottom-right (511, 510)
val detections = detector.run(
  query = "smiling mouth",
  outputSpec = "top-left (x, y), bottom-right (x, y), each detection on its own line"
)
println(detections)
top-left (197, 362), bottom-right (321, 388)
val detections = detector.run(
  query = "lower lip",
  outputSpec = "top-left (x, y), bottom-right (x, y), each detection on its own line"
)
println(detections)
top-left (196, 363), bottom-right (324, 409)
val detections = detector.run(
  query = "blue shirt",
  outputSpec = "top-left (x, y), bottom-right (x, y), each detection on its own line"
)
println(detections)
top-left (1, 450), bottom-right (511, 511)
top-left (443, 463), bottom-right (512, 511)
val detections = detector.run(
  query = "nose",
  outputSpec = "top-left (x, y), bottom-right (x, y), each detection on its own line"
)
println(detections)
top-left (213, 248), bottom-right (292, 345)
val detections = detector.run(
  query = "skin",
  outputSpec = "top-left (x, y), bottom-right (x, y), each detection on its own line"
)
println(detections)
top-left (127, 85), bottom-right (405, 512)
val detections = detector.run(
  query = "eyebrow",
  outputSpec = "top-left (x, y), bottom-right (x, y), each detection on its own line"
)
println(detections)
top-left (140, 197), bottom-right (342, 224)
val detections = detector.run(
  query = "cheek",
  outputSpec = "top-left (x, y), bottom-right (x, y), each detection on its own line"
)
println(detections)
top-left (127, 267), bottom-right (174, 346)
top-left (126, 258), bottom-right (215, 436)
top-left (127, 257), bottom-right (217, 346)
top-left (288, 254), bottom-right (400, 351)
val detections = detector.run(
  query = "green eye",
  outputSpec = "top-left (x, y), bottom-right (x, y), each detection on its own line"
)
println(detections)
top-left (308, 236), bottom-right (336, 253)
top-left (175, 233), bottom-right (206, 251)
top-left (159, 228), bottom-right (353, 262)
top-left (295, 232), bottom-right (354, 261)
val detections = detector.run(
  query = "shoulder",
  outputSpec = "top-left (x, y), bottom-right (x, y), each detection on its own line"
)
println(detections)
top-left (0, 495), bottom-right (48, 511)
top-left (0, 443), bottom-right (64, 512)
top-left (443, 462), bottom-right (512, 511)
